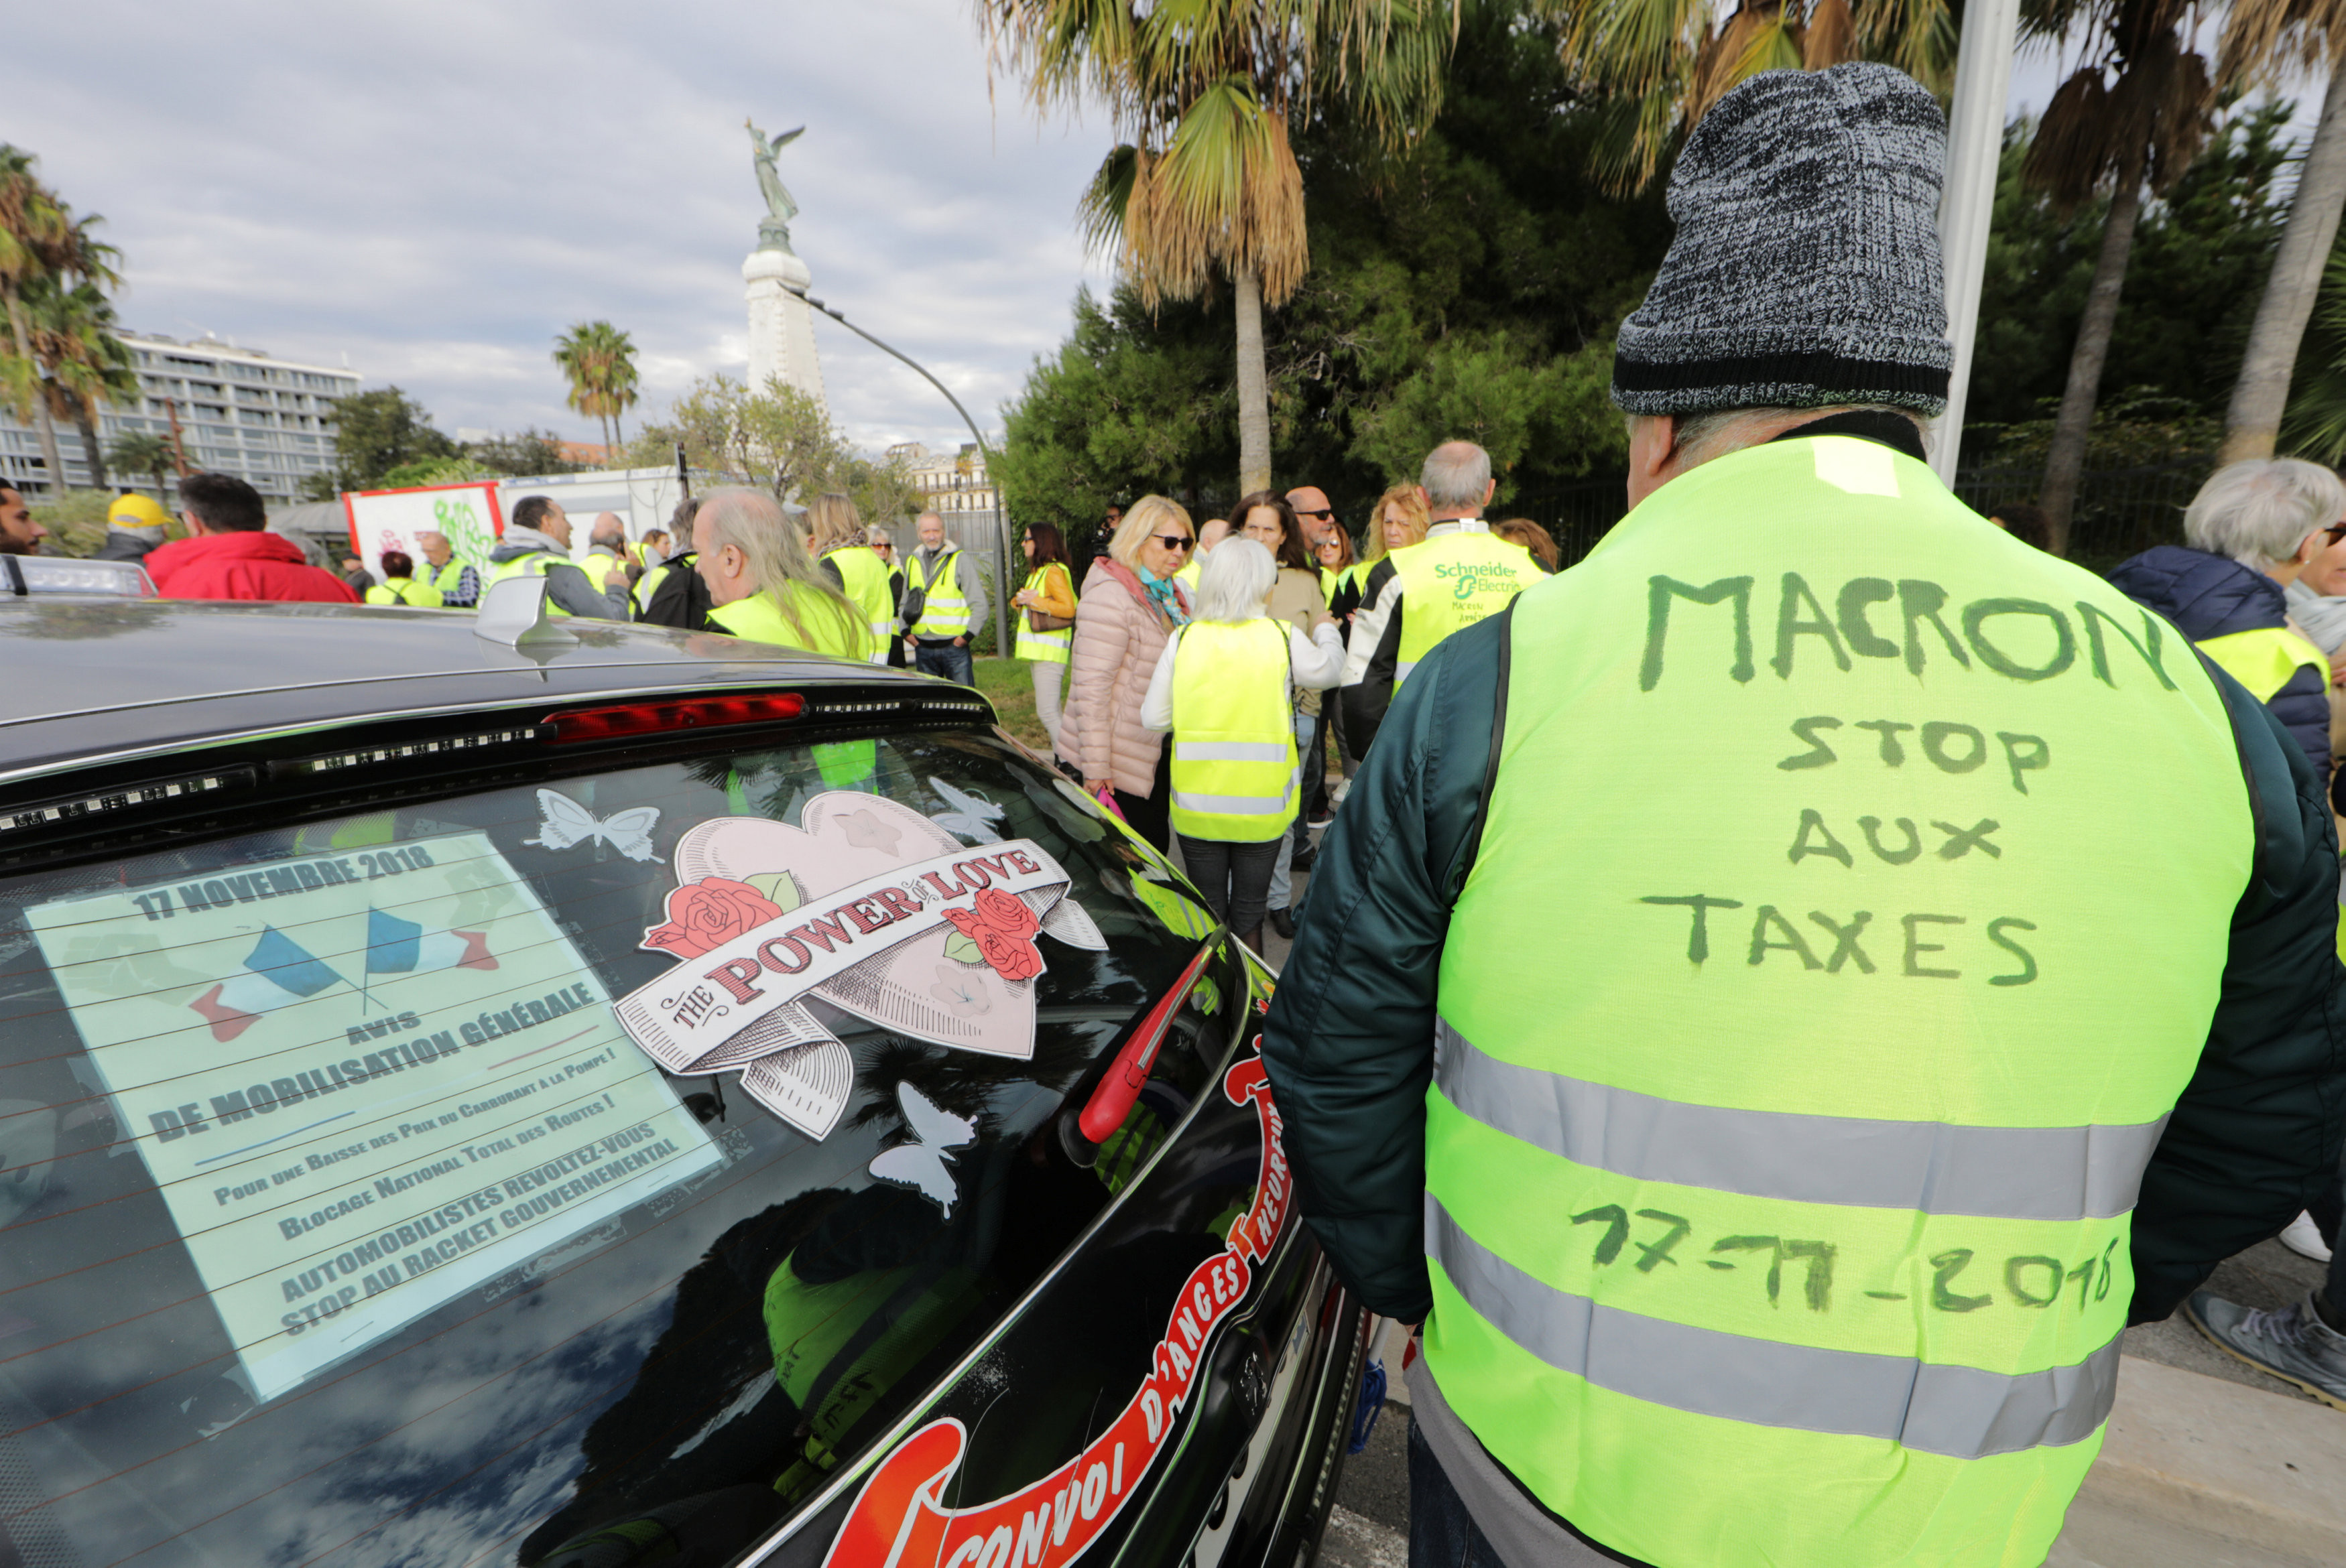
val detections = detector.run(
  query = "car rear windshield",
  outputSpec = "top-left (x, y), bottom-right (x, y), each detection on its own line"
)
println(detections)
top-left (0, 727), bottom-right (1242, 1568)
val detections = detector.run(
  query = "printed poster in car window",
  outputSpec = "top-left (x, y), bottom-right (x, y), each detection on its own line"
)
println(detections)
top-left (24, 831), bottom-right (723, 1404)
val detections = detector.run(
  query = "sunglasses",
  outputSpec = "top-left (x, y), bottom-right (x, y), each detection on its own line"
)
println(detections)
top-left (2326, 523), bottom-right (2346, 544)
top-left (1153, 533), bottom-right (1194, 551)
top-left (1297, 509), bottom-right (1334, 521)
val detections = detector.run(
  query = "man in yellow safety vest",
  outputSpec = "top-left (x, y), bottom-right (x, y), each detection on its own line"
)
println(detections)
top-left (904, 510), bottom-right (989, 685)
top-left (418, 529), bottom-right (478, 608)
top-left (1263, 63), bottom-right (2345, 1568)
top-left (481, 496), bottom-right (630, 619)
top-left (1338, 440), bottom-right (1534, 755)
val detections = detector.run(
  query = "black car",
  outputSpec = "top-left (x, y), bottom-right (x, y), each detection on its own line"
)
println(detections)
top-left (0, 589), bottom-right (1370, 1568)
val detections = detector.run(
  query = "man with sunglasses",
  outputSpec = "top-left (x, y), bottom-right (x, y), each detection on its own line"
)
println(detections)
top-left (1287, 485), bottom-right (1344, 833)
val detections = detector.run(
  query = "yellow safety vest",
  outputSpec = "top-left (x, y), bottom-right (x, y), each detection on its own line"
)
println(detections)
top-left (430, 559), bottom-right (471, 603)
top-left (1013, 564), bottom-right (1074, 665)
top-left (1390, 527), bottom-right (1533, 686)
top-left (825, 545), bottom-right (895, 663)
top-left (705, 582), bottom-right (876, 662)
top-left (364, 576), bottom-right (444, 608)
top-left (906, 546), bottom-right (971, 638)
top-left (1167, 618), bottom-right (1297, 843)
top-left (482, 551), bottom-right (576, 616)
top-left (2195, 625), bottom-right (2326, 704)
top-left (1425, 435), bottom-right (2254, 1567)
top-left (1175, 555), bottom-right (1203, 594)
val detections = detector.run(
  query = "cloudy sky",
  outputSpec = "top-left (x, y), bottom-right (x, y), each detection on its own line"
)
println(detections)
top-left (10, 5), bottom-right (2322, 462)
top-left (13, 0), bottom-right (1119, 456)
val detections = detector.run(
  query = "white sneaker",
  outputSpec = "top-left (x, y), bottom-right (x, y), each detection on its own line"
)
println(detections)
top-left (2279, 1210), bottom-right (2334, 1264)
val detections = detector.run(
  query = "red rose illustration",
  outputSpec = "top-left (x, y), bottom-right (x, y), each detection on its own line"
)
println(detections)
top-left (642, 877), bottom-right (786, 959)
top-left (941, 887), bottom-right (1044, 982)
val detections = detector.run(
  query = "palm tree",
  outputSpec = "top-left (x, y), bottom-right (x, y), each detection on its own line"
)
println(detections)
top-left (552, 320), bottom-right (639, 460)
top-left (1551, 0), bottom-right (1955, 194)
top-left (0, 148), bottom-right (72, 492)
top-left (107, 430), bottom-right (175, 498)
top-left (29, 273), bottom-right (137, 488)
top-left (2020, 0), bottom-right (2213, 553)
top-left (2216, 0), bottom-right (2346, 464)
top-left (981, 0), bottom-right (1460, 496)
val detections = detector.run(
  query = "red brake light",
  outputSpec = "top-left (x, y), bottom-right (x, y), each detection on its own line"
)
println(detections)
top-left (544, 693), bottom-right (806, 743)
top-left (1079, 943), bottom-right (1215, 1142)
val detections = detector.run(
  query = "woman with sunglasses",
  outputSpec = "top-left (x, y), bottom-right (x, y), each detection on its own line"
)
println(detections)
top-left (1056, 495), bottom-right (1196, 850)
top-left (1012, 521), bottom-right (1079, 748)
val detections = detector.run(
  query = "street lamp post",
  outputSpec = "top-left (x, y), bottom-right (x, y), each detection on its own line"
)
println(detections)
top-left (788, 285), bottom-right (1012, 657)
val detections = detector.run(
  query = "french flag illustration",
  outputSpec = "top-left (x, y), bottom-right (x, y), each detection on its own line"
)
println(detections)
top-left (188, 911), bottom-right (494, 1043)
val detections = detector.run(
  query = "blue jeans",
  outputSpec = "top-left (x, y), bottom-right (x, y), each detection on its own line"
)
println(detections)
top-left (914, 640), bottom-right (974, 686)
top-left (1408, 1421), bottom-right (1509, 1568)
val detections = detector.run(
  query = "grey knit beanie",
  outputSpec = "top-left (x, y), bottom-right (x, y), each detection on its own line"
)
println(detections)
top-left (1611, 62), bottom-right (1950, 417)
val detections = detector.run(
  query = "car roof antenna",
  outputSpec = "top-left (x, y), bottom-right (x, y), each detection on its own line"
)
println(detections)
top-left (474, 576), bottom-right (578, 651)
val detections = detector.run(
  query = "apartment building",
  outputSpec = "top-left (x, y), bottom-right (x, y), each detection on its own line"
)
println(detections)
top-left (886, 440), bottom-right (998, 513)
top-left (0, 332), bottom-right (359, 501)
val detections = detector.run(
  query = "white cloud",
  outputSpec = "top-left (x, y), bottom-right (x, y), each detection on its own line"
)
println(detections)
top-left (14, 0), bottom-right (1119, 456)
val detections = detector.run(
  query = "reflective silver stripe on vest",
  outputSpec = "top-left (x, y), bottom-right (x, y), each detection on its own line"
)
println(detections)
top-left (1428, 1197), bottom-right (2119, 1459)
top-left (1172, 789), bottom-right (1290, 815)
top-left (1178, 741), bottom-right (1291, 763)
top-left (1434, 1019), bottom-right (2164, 1222)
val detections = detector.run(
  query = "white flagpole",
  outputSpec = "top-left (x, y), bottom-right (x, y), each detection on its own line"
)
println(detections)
top-left (1930, 0), bottom-right (2022, 486)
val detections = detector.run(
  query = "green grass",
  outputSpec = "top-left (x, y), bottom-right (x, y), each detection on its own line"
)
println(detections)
top-left (973, 657), bottom-right (1051, 753)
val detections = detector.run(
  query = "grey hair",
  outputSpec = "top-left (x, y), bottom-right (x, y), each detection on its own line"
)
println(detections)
top-left (1660, 404), bottom-right (1931, 469)
top-left (695, 488), bottom-right (865, 651)
top-left (1195, 537), bottom-right (1279, 623)
top-left (1420, 442), bottom-right (1493, 509)
top-left (2184, 459), bottom-right (2346, 568)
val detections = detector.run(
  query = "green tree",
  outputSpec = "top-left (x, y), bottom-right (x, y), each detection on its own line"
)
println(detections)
top-left (633, 373), bottom-right (845, 499)
top-left (107, 430), bottom-right (174, 497)
top-left (1965, 103), bottom-right (2292, 447)
top-left (29, 273), bottom-right (137, 488)
top-left (0, 149), bottom-right (118, 493)
top-left (467, 428), bottom-right (583, 476)
top-left (983, 0), bottom-right (1459, 496)
top-left (2020, 0), bottom-right (2217, 553)
top-left (552, 320), bottom-right (639, 457)
top-left (995, 9), bottom-right (1672, 543)
top-left (328, 386), bottom-right (457, 489)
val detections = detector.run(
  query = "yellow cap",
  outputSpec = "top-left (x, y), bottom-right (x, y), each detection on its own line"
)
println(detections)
top-left (109, 493), bottom-right (170, 529)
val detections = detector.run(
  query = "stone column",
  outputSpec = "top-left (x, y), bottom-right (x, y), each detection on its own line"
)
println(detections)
top-left (742, 248), bottom-right (826, 409)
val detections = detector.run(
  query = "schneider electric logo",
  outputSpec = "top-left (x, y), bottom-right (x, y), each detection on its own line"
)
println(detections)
top-left (1436, 560), bottom-right (1522, 600)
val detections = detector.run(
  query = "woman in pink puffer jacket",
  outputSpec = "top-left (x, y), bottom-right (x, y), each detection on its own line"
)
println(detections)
top-left (1055, 495), bottom-right (1197, 850)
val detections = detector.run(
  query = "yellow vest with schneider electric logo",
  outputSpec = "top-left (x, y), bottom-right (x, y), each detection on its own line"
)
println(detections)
top-left (1390, 527), bottom-right (1532, 685)
top-left (1424, 435), bottom-right (2254, 1567)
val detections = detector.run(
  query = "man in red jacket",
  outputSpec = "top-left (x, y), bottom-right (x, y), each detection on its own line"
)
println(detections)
top-left (146, 472), bottom-right (359, 603)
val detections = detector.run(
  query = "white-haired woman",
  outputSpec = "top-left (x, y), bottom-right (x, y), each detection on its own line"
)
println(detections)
top-left (1139, 538), bottom-right (1343, 951)
top-left (1057, 495), bottom-right (1196, 850)
top-left (2109, 458), bottom-right (2343, 786)
top-left (692, 488), bottom-right (875, 661)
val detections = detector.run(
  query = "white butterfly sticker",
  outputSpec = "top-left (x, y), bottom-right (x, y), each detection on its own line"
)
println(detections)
top-left (523, 789), bottom-right (664, 863)
top-left (927, 777), bottom-right (1005, 843)
top-left (866, 1082), bottom-right (976, 1216)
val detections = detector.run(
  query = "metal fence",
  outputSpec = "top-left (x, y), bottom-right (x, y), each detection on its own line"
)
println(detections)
top-left (1497, 464), bottom-right (2206, 577)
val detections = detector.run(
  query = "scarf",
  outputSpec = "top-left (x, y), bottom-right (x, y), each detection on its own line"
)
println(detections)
top-left (1137, 564), bottom-right (1188, 627)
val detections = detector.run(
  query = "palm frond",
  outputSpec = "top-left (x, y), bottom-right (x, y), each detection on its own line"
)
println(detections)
top-left (2220, 0), bottom-right (2346, 85)
top-left (2023, 67), bottom-right (2120, 209)
top-left (1804, 0), bottom-right (1857, 66)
